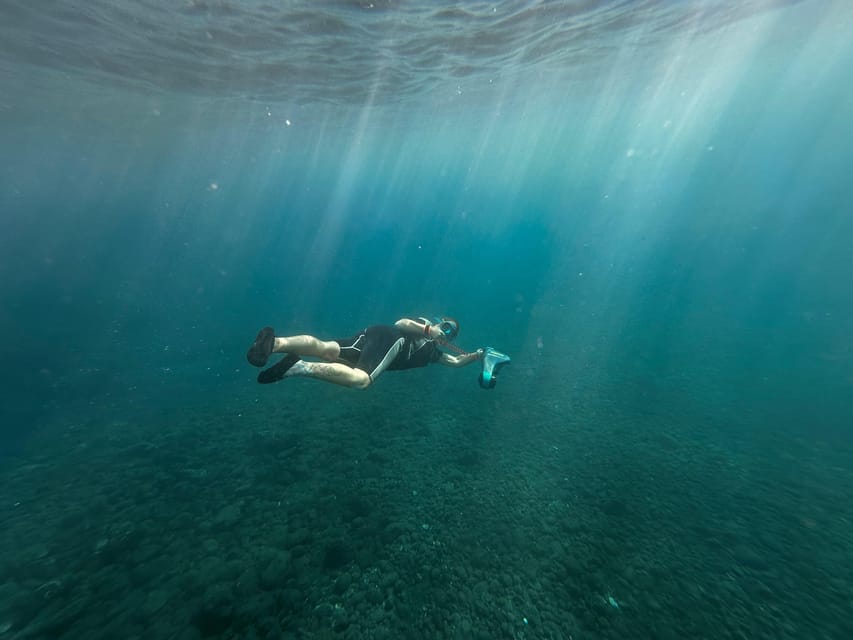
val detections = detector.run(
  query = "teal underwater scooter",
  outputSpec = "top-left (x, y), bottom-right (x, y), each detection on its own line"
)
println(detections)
top-left (478, 347), bottom-right (511, 389)
top-left (429, 317), bottom-right (510, 389)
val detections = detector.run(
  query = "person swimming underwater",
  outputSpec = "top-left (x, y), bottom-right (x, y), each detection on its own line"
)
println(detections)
top-left (246, 316), bottom-right (484, 388)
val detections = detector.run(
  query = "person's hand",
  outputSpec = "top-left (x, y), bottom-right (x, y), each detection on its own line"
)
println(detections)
top-left (474, 348), bottom-right (485, 361)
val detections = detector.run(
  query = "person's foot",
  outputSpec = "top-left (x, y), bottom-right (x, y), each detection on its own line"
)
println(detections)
top-left (247, 327), bottom-right (276, 367)
top-left (258, 354), bottom-right (300, 384)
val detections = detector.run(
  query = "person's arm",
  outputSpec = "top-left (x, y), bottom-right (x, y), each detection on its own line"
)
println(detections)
top-left (395, 318), bottom-right (445, 340)
top-left (437, 349), bottom-right (484, 368)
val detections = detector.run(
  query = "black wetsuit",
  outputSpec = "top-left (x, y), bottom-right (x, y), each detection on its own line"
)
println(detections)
top-left (334, 324), bottom-right (442, 380)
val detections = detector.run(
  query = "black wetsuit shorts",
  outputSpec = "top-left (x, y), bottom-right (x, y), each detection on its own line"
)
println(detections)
top-left (334, 325), bottom-right (442, 380)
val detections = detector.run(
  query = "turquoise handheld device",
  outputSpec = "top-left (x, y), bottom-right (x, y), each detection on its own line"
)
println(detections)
top-left (479, 347), bottom-right (511, 389)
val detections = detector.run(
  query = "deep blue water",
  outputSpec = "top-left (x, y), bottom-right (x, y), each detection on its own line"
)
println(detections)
top-left (1, 1), bottom-right (852, 638)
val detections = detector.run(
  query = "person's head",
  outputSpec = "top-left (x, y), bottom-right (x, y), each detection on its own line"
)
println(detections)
top-left (435, 317), bottom-right (459, 341)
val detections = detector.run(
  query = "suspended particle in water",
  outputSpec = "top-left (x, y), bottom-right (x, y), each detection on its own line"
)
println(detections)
top-left (209, 182), bottom-right (219, 191)
top-left (286, 119), bottom-right (291, 126)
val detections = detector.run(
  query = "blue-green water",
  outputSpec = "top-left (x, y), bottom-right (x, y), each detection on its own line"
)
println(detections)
top-left (1, 1), bottom-right (852, 638)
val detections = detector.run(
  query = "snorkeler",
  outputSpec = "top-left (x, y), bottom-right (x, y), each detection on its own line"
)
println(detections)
top-left (246, 317), bottom-right (486, 389)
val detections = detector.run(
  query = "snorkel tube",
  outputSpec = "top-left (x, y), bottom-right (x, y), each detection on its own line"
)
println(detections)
top-left (479, 347), bottom-right (511, 389)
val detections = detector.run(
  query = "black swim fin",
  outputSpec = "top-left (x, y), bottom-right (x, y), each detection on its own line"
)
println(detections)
top-left (247, 326), bottom-right (275, 367)
top-left (258, 354), bottom-right (300, 384)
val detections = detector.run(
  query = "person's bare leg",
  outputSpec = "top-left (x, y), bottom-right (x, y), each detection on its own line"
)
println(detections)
top-left (283, 361), bottom-right (370, 389)
top-left (272, 335), bottom-right (340, 361)
top-left (247, 328), bottom-right (339, 368)
top-left (251, 328), bottom-right (370, 388)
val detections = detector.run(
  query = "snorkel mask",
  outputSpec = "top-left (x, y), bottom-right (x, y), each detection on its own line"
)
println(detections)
top-left (433, 317), bottom-right (459, 341)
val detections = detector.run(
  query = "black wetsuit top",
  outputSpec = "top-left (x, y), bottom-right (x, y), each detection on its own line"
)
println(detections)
top-left (334, 323), bottom-right (442, 376)
top-left (387, 331), bottom-right (442, 370)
